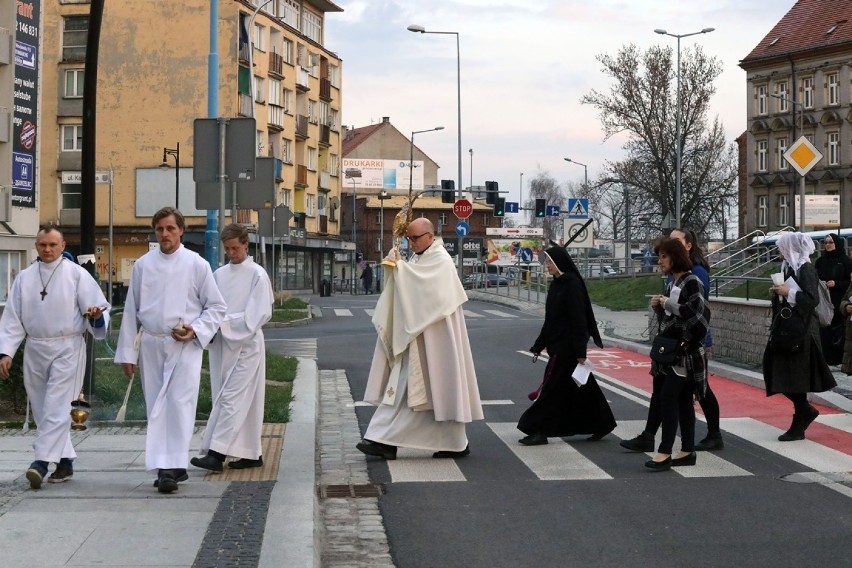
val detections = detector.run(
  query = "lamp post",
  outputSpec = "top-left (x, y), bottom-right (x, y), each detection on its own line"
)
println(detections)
top-left (469, 148), bottom-right (473, 190)
top-left (519, 172), bottom-right (524, 224)
top-left (378, 189), bottom-right (391, 290)
top-left (408, 24), bottom-right (464, 279)
top-left (654, 27), bottom-right (715, 228)
top-left (771, 92), bottom-right (806, 230)
top-left (160, 143), bottom-right (180, 208)
top-left (409, 126), bottom-right (445, 196)
top-left (564, 158), bottom-right (587, 191)
top-left (345, 168), bottom-right (362, 294)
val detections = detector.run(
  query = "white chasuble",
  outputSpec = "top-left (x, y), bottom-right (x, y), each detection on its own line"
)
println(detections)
top-left (114, 245), bottom-right (226, 471)
top-left (201, 258), bottom-right (273, 460)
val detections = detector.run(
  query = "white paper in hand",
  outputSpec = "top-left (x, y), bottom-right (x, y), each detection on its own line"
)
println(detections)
top-left (784, 276), bottom-right (801, 305)
top-left (572, 360), bottom-right (594, 386)
top-left (665, 285), bottom-right (682, 316)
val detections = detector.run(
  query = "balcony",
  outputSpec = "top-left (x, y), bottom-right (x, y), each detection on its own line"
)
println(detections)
top-left (295, 114), bottom-right (308, 139)
top-left (320, 78), bottom-right (332, 101)
top-left (296, 67), bottom-right (310, 91)
top-left (319, 171), bottom-right (331, 191)
top-left (269, 51), bottom-right (284, 78)
top-left (239, 43), bottom-right (250, 64)
top-left (319, 124), bottom-right (330, 147)
top-left (296, 164), bottom-right (308, 187)
top-left (318, 214), bottom-right (328, 234)
top-left (268, 105), bottom-right (284, 130)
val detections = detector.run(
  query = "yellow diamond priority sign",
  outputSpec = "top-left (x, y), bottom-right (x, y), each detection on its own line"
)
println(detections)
top-left (783, 136), bottom-right (823, 175)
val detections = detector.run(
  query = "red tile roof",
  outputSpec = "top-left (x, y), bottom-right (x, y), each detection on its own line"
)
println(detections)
top-left (341, 123), bottom-right (386, 155)
top-left (740, 0), bottom-right (852, 67)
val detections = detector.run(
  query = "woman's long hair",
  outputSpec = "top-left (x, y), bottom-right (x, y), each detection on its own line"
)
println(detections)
top-left (671, 227), bottom-right (709, 270)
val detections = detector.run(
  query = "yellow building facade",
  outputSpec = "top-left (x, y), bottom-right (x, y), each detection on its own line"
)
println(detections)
top-left (38, 0), bottom-right (344, 295)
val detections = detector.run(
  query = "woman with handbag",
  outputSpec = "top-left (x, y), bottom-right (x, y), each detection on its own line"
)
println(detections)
top-left (813, 233), bottom-right (852, 365)
top-left (645, 237), bottom-right (710, 471)
top-left (516, 245), bottom-right (616, 445)
top-left (764, 232), bottom-right (836, 441)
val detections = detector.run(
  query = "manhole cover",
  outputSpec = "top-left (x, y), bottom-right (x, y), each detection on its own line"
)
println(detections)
top-left (779, 472), bottom-right (852, 484)
top-left (317, 484), bottom-right (385, 499)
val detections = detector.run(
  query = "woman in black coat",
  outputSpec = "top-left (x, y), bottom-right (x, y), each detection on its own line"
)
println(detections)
top-left (814, 233), bottom-right (852, 364)
top-left (516, 245), bottom-right (616, 445)
top-left (764, 232), bottom-right (836, 441)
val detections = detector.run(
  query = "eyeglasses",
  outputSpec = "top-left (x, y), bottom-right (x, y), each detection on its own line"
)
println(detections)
top-left (408, 232), bottom-right (431, 241)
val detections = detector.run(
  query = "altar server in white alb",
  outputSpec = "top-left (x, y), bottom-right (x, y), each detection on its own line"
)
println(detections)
top-left (357, 218), bottom-right (484, 460)
top-left (191, 223), bottom-right (273, 473)
top-left (0, 224), bottom-right (109, 489)
top-left (114, 208), bottom-right (226, 494)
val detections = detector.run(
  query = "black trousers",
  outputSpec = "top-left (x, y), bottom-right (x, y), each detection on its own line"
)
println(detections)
top-left (656, 368), bottom-right (696, 454)
top-left (645, 370), bottom-right (719, 434)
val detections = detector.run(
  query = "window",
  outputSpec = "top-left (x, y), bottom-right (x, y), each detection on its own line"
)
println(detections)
top-left (374, 211), bottom-right (382, 224)
top-left (61, 124), bottom-right (83, 151)
top-left (775, 81), bottom-right (788, 112)
top-left (0, 251), bottom-right (22, 303)
top-left (757, 195), bottom-right (767, 227)
top-left (828, 131), bottom-right (840, 165)
top-left (280, 0), bottom-right (299, 29)
top-left (439, 212), bottom-right (448, 226)
top-left (374, 237), bottom-right (382, 252)
top-left (256, 129), bottom-right (265, 155)
top-left (253, 23), bottom-right (266, 52)
top-left (757, 85), bottom-right (768, 115)
top-left (282, 38), bottom-right (293, 65)
top-left (63, 16), bottom-right (88, 61)
top-left (482, 213), bottom-right (490, 225)
top-left (307, 147), bottom-right (317, 170)
top-left (64, 69), bottom-right (84, 98)
top-left (306, 193), bottom-right (316, 217)
top-left (320, 101), bottom-right (329, 125)
top-left (302, 10), bottom-right (322, 43)
top-left (283, 89), bottom-right (293, 113)
top-left (802, 77), bottom-right (814, 109)
top-left (329, 153), bottom-right (339, 176)
top-left (308, 100), bottom-right (317, 123)
top-left (281, 188), bottom-right (291, 207)
top-left (282, 138), bottom-right (292, 163)
top-left (329, 64), bottom-right (340, 88)
top-left (329, 108), bottom-right (339, 130)
top-left (778, 194), bottom-right (788, 226)
top-left (253, 75), bottom-right (265, 103)
top-left (757, 140), bottom-right (768, 171)
top-left (268, 78), bottom-right (281, 106)
top-left (777, 138), bottom-right (788, 170)
top-left (827, 72), bottom-right (839, 106)
top-left (61, 182), bottom-right (81, 209)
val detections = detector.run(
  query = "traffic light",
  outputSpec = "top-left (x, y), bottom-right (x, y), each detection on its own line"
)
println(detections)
top-left (494, 197), bottom-right (505, 217)
top-left (535, 198), bottom-right (546, 218)
top-left (485, 180), bottom-right (498, 205)
top-left (441, 179), bottom-right (455, 203)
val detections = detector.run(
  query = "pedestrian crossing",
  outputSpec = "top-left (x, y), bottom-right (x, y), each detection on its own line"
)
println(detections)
top-left (315, 307), bottom-right (522, 319)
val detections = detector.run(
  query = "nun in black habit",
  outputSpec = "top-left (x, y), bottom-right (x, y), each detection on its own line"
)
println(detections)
top-left (517, 245), bottom-right (617, 444)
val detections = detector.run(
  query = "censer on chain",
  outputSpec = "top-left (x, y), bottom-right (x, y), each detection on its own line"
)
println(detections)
top-left (70, 392), bottom-right (91, 431)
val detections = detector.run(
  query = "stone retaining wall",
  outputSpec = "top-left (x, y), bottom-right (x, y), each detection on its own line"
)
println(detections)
top-left (708, 297), bottom-right (772, 368)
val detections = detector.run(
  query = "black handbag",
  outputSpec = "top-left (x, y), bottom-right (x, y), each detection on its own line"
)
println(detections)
top-left (650, 334), bottom-right (682, 364)
top-left (769, 304), bottom-right (808, 352)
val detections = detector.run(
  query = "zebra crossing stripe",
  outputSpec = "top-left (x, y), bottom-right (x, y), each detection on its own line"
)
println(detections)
top-left (386, 449), bottom-right (466, 482)
top-left (481, 310), bottom-right (518, 318)
top-left (463, 310), bottom-right (484, 318)
top-left (488, 422), bottom-right (612, 480)
top-left (816, 412), bottom-right (852, 434)
top-left (333, 309), bottom-right (353, 316)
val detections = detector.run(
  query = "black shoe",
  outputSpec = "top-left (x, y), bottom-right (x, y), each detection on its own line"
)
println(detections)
top-left (587, 427), bottom-right (615, 442)
top-left (518, 433), bottom-right (548, 446)
top-left (153, 469), bottom-right (188, 488)
top-left (190, 454), bottom-right (224, 473)
top-left (25, 461), bottom-right (48, 489)
top-left (644, 456), bottom-right (672, 471)
top-left (433, 445), bottom-right (470, 459)
top-left (356, 440), bottom-right (397, 460)
top-left (157, 470), bottom-right (178, 494)
top-left (671, 452), bottom-right (697, 466)
top-left (695, 432), bottom-right (724, 451)
top-left (229, 457), bottom-right (264, 469)
top-left (778, 414), bottom-right (806, 442)
top-left (48, 459), bottom-right (74, 483)
top-left (620, 433), bottom-right (655, 452)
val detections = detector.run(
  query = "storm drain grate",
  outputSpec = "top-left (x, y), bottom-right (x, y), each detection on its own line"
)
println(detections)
top-left (318, 483), bottom-right (385, 499)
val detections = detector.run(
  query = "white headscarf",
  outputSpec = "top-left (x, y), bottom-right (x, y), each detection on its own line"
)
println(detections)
top-left (777, 231), bottom-right (815, 273)
top-left (543, 251), bottom-right (564, 277)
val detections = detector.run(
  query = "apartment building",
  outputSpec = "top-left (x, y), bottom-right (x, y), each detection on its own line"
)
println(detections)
top-left (739, 0), bottom-right (852, 235)
top-left (39, 0), bottom-right (344, 294)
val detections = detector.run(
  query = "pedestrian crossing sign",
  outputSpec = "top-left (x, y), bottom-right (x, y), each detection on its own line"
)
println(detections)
top-left (567, 198), bottom-right (589, 219)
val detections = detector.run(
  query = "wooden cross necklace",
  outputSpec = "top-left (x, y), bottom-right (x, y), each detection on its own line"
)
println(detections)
top-left (38, 257), bottom-right (64, 301)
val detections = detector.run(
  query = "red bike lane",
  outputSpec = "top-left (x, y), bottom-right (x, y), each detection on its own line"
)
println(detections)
top-left (586, 347), bottom-right (852, 458)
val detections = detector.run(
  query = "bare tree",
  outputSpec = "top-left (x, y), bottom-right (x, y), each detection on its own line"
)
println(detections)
top-left (581, 43), bottom-right (738, 238)
top-left (527, 170), bottom-right (566, 242)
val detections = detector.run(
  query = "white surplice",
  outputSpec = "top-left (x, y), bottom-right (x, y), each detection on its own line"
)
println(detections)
top-left (0, 257), bottom-right (109, 463)
top-left (363, 242), bottom-right (483, 452)
top-left (114, 245), bottom-right (226, 472)
top-left (200, 257), bottom-right (273, 460)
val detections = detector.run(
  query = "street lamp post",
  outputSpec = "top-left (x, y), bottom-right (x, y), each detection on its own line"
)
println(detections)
top-left (519, 172), bottom-right (524, 224)
top-left (409, 126), bottom-right (445, 198)
top-left (160, 143), bottom-right (180, 208)
top-left (469, 148), bottom-right (473, 190)
top-left (654, 27), bottom-right (715, 228)
top-left (378, 190), bottom-right (391, 291)
top-left (408, 24), bottom-right (464, 279)
top-left (771, 92), bottom-right (806, 230)
top-left (345, 168), bottom-right (362, 294)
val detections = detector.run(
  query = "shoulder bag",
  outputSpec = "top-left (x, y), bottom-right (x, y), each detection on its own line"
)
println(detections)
top-left (769, 303), bottom-right (808, 352)
top-left (650, 334), bottom-right (682, 364)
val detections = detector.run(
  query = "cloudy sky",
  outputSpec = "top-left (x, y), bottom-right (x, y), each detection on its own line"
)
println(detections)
top-left (325, 0), bottom-right (794, 206)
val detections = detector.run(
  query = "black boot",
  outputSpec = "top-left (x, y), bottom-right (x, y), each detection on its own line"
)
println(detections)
top-left (695, 431), bottom-right (724, 451)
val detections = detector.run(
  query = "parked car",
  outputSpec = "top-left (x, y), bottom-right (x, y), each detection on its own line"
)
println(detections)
top-left (589, 266), bottom-right (618, 277)
top-left (462, 273), bottom-right (510, 289)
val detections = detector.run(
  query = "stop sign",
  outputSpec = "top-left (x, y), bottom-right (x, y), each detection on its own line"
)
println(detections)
top-left (453, 199), bottom-right (473, 219)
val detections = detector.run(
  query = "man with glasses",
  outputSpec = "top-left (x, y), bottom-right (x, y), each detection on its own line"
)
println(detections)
top-left (357, 218), bottom-right (484, 460)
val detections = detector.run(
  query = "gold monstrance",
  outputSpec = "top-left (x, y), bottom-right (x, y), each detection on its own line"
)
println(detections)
top-left (382, 189), bottom-right (421, 268)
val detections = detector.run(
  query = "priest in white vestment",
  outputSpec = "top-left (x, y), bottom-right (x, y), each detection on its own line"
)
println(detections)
top-left (114, 208), bottom-right (226, 493)
top-left (357, 218), bottom-right (483, 460)
top-left (0, 225), bottom-right (109, 489)
top-left (192, 224), bottom-right (273, 473)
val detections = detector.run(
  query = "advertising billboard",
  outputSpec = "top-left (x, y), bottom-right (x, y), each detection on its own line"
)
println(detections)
top-left (342, 158), bottom-right (425, 190)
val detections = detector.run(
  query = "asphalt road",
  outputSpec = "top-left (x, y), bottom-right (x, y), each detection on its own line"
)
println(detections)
top-left (268, 294), bottom-right (852, 568)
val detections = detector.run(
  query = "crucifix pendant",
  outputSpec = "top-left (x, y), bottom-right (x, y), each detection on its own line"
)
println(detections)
top-left (40, 288), bottom-right (47, 301)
